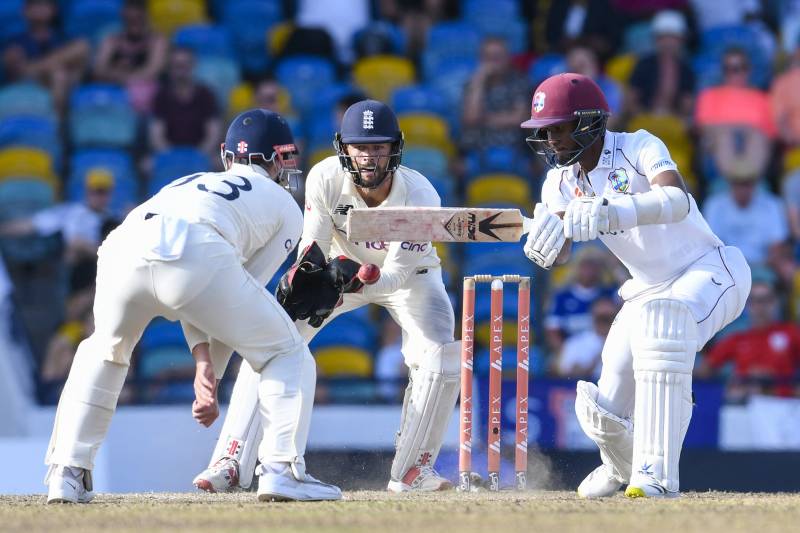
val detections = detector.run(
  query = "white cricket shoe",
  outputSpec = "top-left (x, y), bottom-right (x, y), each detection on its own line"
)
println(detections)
top-left (577, 464), bottom-right (623, 498)
top-left (625, 471), bottom-right (679, 498)
top-left (387, 464), bottom-right (453, 493)
top-left (46, 465), bottom-right (94, 504)
top-left (257, 462), bottom-right (342, 502)
top-left (193, 457), bottom-right (240, 493)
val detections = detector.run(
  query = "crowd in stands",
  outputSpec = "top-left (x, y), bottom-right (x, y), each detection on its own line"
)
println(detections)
top-left (1, 0), bottom-right (799, 406)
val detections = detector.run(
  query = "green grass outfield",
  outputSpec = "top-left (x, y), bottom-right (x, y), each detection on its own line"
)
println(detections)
top-left (2, 491), bottom-right (799, 533)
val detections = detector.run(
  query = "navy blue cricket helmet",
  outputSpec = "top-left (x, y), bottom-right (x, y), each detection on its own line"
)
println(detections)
top-left (334, 99), bottom-right (404, 189)
top-left (221, 109), bottom-right (300, 187)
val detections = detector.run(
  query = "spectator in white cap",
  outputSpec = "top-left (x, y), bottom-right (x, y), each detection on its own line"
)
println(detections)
top-left (627, 10), bottom-right (695, 120)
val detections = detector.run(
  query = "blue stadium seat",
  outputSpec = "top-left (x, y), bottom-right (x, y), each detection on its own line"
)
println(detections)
top-left (64, 0), bottom-right (122, 44)
top-left (463, 244), bottom-right (531, 275)
top-left (352, 21), bottom-right (406, 56)
top-left (427, 57), bottom-right (477, 111)
top-left (0, 178), bottom-right (55, 220)
top-left (71, 148), bottom-right (136, 184)
top-left (528, 53), bottom-right (567, 86)
top-left (69, 85), bottom-right (137, 148)
top-left (469, 18), bottom-right (527, 55)
top-left (0, 82), bottom-right (54, 120)
top-left (275, 56), bottom-right (337, 116)
top-left (391, 84), bottom-right (449, 118)
top-left (464, 145), bottom-right (528, 177)
top-left (308, 311), bottom-right (378, 353)
top-left (139, 318), bottom-right (185, 353)
top-left (0, 0), bottom-right (26, 45)
top-left (221, 1), bottom-right (284, 75)
top-left (426, 174), bottom-right (456, 203)
top-left (422, 22), bottom-right (481, 80)
top-left (173, 24), bottom-right (235, 58)
top-left (148, 147), bottom-right (210, 196)
top-left (401, 146), bottom-right (448, 178)
top-left (462, 0), bottom-right (518, 20)
top-left (0, 115), bottom-right (61, 167)
top-left (194, 56), bottom-right (241, 108)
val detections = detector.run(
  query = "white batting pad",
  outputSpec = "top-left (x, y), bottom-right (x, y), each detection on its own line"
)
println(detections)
top-left (631, 299), bottom-right (697, 493)
top-left (208, 360), bottom-right (263, 489)
top-left (390, 341), bottom-right (461, 481)
top-left (575, 380), bottom-right (633, 483)
top-left (45, 342), bottom-right (129, 474)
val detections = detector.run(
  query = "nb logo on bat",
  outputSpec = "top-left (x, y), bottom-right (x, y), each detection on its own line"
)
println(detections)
top-left (444, 211), bottom-right (522, 241)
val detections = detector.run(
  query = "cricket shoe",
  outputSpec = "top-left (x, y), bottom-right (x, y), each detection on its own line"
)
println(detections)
top-left (577, 464), bottom-right (623, 498)
top-left (387, 464), bottom-right (453, 493)
top-left (193, 456), bottom-right (240, 493)
top-left (625, 472), bottom-right (679, 498)
top-left (46, 465), bottom-right (94, 504)
top-left (257, 462), bottom-right (342, 502)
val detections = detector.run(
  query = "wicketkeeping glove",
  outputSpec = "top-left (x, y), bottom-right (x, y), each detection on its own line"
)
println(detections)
top-left (276, 242), bottom-right (342, 327)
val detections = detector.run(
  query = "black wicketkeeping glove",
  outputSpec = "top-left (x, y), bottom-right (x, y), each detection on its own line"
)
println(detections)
top-left (275, 242), bottom-right (342, 327)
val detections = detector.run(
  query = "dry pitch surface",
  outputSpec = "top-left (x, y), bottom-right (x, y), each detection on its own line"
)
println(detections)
top-left (2, 491), bottom-right (799, 533)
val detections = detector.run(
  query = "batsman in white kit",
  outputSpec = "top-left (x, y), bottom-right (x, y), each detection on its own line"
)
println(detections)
top-left (44, 109), bottom-right (343, 503)
top-left (521, 73), bottom-right (751, 497)
top-left (194, 99), bottom-right (460, 493)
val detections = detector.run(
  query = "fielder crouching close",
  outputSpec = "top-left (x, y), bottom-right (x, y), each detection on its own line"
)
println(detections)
top-left (521, 73), bottom-right (751, 498)
top-left (45, 109), bottom-right (343, 503)
top-left (194, 99), bottom-right (461, 494)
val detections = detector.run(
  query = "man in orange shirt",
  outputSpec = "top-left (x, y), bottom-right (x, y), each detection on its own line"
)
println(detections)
top-left (699, 280), bottom-right (800, 398)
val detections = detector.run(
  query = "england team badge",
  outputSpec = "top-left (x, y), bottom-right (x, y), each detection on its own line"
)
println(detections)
top-left (608, 168), bottom-right (630, 193)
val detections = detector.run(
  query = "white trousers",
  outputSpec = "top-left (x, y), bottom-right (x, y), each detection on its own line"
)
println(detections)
top-left (208, 267), bottom-right (455, 476)
top-left (596, 246), bottom-right (751, 418)
top-left (46, 219), bottom-right (312, 472)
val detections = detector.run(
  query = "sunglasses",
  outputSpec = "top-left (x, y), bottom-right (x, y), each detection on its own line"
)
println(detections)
top-left (724, 63), bottom-right (749, 73)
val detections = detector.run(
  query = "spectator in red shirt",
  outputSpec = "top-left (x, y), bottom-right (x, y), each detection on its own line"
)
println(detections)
top-left (698, 280), bottom-right (800, 399)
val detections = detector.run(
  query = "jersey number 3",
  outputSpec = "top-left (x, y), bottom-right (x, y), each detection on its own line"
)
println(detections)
top-left (171, 173), bottom-right (252, 201)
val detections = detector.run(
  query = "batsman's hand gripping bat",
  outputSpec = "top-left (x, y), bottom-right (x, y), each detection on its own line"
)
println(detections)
top-left (345, 207), bottom-right (535, 243)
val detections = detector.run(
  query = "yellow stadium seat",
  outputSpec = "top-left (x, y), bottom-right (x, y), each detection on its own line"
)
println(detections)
top-left (148, 0), bottom-right (206, 36)
top-left (308, 147), bottom-right (336, 167)
top-left (398, 113), bottom-right (454, 156)
top-left (466, 173), bottom-right (532, 207)
top-left (353, 55), bottom-right (416, 103)
top-left (476, 320), bottom-right (521, 347)
top-left (315, 346), bottom-right (373, 377)
top-left (0, 147), bottom-right (57, 185)
top-left (268, 21), bottom-right (294, 56)
top-left (605, 53), bottom-right (637, 85)
top-left (627, 113), bottom-right (692, 153)
top-left (784, 147), bottom-right (800, 173)
top-left (227, 82), bottom-right (254, 118)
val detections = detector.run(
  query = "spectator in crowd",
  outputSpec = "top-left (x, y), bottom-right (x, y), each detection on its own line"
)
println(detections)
top-left (535, 0), bottom-right (622, 60)
top-left (695, 47), bottom-right (776, 180)
top-left (374, 314), bottom-right (404, 402)
top-left (293, 0), bottom-right (371, 64)
top-left (0, 169), bottom-right (117, 265)
top-left (565, 41), bottom-right (623, 128)
top-left (698, 280), bottom-right (800, 399)
top-left (627, 10), bottom-right (696, 120)
top-left (770, 40), bottom-right (800, 149)
top-left (552, 297), bottom-right (618, 380)
top-left (702, 164), bottom-right (789, 265)
top-left (378, 0), bottom-right (457, 61)
top-left (1, 0), bottom-right (90, 110)
top-left (544, 246), bottom-right (618, 357)
top-left (92, 0), bottom-right (168, 113)
top-left (149, 47), bottom-right (222, 160)
top-left (782, 168), bottom-right (800, 241)
top-left (461, 36), bottom-right (530, 151)
top-left (253, 78), bottom-right (288, 114)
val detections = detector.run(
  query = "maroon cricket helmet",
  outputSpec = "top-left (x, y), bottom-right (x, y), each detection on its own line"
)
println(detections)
top-left (521, 73), bottom-right (610, 168)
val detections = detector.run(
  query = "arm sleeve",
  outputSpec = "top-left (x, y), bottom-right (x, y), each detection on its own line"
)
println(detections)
top-left (637, 134), bottom-right (679, 181)
top-left (361, 185), bottom-right (440, 296)
top-left (244, 204), bottom-right (303, 287)
top-left (541, 172), bottom-right (569, 213)
top-left (298, 165), bottom-right (335, 258)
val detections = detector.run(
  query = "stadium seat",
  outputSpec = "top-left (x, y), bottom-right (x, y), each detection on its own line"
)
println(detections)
top-left (785, 147), bottom-right (800, 174)
top-left (528, 53), bottom-right (567, 86)
top-left (605, 53), bottom-right (637, 85)
top-left (308, 146), bottom-right (336, 167)
top-left (0, 147), bottom-right (56, 184)
top-left (173, 24), bottom-right (235, 59)
top-left (425, 174), bottom-right (456, 204)
top-left (0, 0), bottom-right (25, 45)
top-left (268, 21), bottom-right (294, 56)
top-left (64, 0), bottom-right (122, 44)
top-left (315, 346), bottom-right (373, 378)
top-left (219, 1), bottom-right (283, 73)
top-left (353, 55), bottom-right (415, 103)
top-left (422, 21), bottom-right (482, 80)
top-left (352, 21), bottom-right (406, 57)
top-left (427, 57), bottom-right (477, 114)
top-left (0, 178), bottom-right (55, 220)
top-left (148, 0), bottom-right (206, 36)
top-left (464, 145), bottom-right (528, 177)
top-left (401, 146), bottom-right (448, 178)
top-left (398, 113), bottom-right (454, 156)
top-left (462, 0), bottom-right (518, 20)
top-left (139, 318), bottom-right (185, 353)
top-left (0, 82), bottom-right (54, 120)
top-left (149, 148), bottom-right (210, 196)
top-left (309, 312), bottom-right (378, 354)
top-left (627, 113), bottom-right (696, 189)
top-left (466, 173), bottom-right (531, 208)
top-left (0, 115), bottom-right (61, 167)
top-left (69, 85), bottom-right (137, 148)
top-left (391, 84), bottom-right (449, 119)
top-left (194, 56), bottom-right (241, 109)
top-left (463, 245), bottom-right (531, 276)
top-left (275, 56), bottom-right (337, 116)
top-left (622, 21), bottom-right (654, 55)
top-left (67, 167), bottom-right (139, 214)
top-left (470, 18), bottom-right (527, 55)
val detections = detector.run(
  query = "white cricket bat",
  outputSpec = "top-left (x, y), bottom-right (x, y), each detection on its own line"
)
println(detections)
top-left (345, 207), bottom-right (535, 243)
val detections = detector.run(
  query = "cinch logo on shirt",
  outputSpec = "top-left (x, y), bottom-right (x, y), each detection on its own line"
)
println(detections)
top-left (401, 242), bottom-right (428, 252)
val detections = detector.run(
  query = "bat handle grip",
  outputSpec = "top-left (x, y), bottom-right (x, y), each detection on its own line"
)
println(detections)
top-left (521, 216), bottom-right (534, 237)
